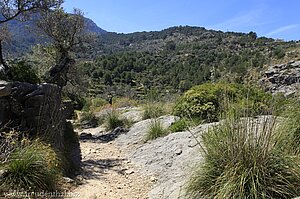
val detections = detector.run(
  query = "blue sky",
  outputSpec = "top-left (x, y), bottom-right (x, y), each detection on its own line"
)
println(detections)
top-left (63, 0), bottom-right (300, 41)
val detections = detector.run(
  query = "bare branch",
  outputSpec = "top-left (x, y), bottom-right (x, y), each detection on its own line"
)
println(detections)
top-left (0, 0), bottom-right (63, 24)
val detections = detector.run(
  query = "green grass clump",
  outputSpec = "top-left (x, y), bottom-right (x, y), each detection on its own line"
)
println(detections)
top-left (169, 117), bottom-right (202, 133)
top-left (105, 110), bottom-right (125, 130)
top-left (142, 103), bottom-right (166, 119)
top-left (169, 118), bottom-right (189, 132)
top-left (146, 119), bottom-right (167, 140)
top-left (79, 111), bottom-right (99, 127)
top-left (0, 140), bottom-right (60, 193)
top-left (186, 113), bottom-right (300, 199)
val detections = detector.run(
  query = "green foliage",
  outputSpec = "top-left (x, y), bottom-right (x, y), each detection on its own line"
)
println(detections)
top-left (66, 92), bottom-right (87, 110)
top-left (174, 83), bottom-right (272, 122)
top-left (169, 118), bottom-right (189, 132)
top-left (105, 110), bottom-right (125, 131)
top-left (0, 140), bottom-right (60, 193)
top-left (8, 60), bottom-right (40, 84)
top-left (146, 119), bottom-right (167, 140)
top-left (273, 47), bottom-right (286, 59)
top-left (142, 103), bottom-right (166, 120)
top-left (79, 111), bottom-right (99, 128)
top-left (277, 100), bottom-right (300, 153)
top-left (83, 97), bottom-right (108, 112)
top-left (187, 113), bottom-right (300, 199)
top-left (112, 97), bottom-right (138, 108)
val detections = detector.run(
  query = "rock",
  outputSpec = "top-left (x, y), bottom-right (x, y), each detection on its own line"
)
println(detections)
top-left (0, 81), bottom-right (12, 97)
top-left (63, 177), bottom-right (75, 183)
top-left (0, 82), bottom-right (81, 175)
top-left (125, 169), bottom-right (135, 175)
top-left (116, 115), bottom-right (179, 147)
top-left (80, 132), bottom-right (93, 140)
top-left (120, 107), bottom-right (143, 122)
top-left (175, 148), bottom-right (182, 155)
top-left (115, 116), bottom-right (215, 199)
top-left (75, 175), bottom-right (84, 182)
top-left (150, 176), bottom-right (157, 182)
top-left (260, 60), bottom-right (300, 96)
top-left (0, 169), bottom-right (6, 177)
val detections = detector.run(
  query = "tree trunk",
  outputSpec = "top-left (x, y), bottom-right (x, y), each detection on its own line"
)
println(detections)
top-left (0, 40), bottom-right (8, 71)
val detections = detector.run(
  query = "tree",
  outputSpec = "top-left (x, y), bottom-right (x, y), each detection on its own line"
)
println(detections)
top-left (0, 25), bottom-right (11, 72)
top-left (36, 8), bottom-right (93, 88)
top-left (0, 0), bottom-right (63, 79)
top-left (0, 0), bottom-right (63, 24)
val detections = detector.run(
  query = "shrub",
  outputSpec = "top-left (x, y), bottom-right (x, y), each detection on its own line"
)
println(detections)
top-left (8, 60), bottom-right (40, 84)
top-left (174, 83), bottom-right (272, 122)
top-left (186, 113), bottom-right (300, 199)
top-left (0, 140), bottom-right (60, 193)
top-left (142, 103), bottom-right (166, 119)
top-left (146, 119), bottom-right (167, 140)
top-left (79, 111), bottom-right (99, 128)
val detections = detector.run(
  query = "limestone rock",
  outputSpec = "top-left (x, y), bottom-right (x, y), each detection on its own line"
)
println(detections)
top-left (0, 81), bottom-right (12, 97)
top-left (260, 60), bottom-right (300, 96)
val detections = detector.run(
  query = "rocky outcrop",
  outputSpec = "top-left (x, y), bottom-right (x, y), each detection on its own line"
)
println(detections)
top-left (0, 81), bottom-right (81, 175)
top-left (115, 115), bottom-right (209, 199)
top-left (260, 60), bottom-right (300, 96)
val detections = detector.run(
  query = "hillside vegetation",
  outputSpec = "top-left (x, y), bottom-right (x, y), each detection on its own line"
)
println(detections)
top-left (77, 26), bottom-right (300, 98)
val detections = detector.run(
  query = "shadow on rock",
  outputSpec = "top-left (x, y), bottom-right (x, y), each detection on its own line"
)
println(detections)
top-left (79, 127), bottom-right (128, 143)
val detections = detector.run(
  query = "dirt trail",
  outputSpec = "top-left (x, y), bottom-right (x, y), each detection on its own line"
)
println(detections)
top-left (72, 128), bottom-right (153, 199)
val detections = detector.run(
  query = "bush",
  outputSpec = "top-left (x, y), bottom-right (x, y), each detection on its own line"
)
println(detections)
top-left (8, 60), bottom-right (40, 84)
top-left (0, 140), bottom-right (60, 193)
top-left (186, 113), bottom-right (300, 198)
top-left (142, 103), bottom-right (166, 119)
top-left (174, 83), bottom-right (272, 122)
top-left (79, 111), bottom-right (99, 128)
top-left (146, 119), bottom-right (167, 140)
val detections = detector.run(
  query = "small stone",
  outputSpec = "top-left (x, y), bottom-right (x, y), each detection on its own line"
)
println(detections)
top-left (165, 161), bottom-right (172, 167)
top-left (175, 148), bottom-right (182, 155)
top-left (63, 177), bottom-right (74, 183)
top-left (150, 176), bottom-right (157, 182)
top-left (125, 169), bottom-right (135, 175)
top-left (0, 169), bottom-right (6, 177)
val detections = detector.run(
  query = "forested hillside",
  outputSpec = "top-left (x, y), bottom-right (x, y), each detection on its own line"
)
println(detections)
top-left (3, 15), bottom-right (300, 98)
top-left (80, 26), bottom-right (299, 97)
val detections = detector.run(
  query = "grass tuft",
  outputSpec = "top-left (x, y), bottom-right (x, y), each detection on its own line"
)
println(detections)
top-left (142, 103), bottom-right (166, 120)
top-left (105, 110), bottom-right (133, 131)
top-left (146, 119), bottom-right (167, 140)
top-left (0, 139), bottom-right (60, 193)
top-left (186, 112), bottom-right (300, 199)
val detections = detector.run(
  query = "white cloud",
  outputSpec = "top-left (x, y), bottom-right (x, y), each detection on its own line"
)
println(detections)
top-left (265, 24), bottom-right (299, 37)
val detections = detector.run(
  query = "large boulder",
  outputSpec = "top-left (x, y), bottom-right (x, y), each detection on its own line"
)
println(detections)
top-left (0, 81), bottom-right (81, 175)
top-left (260, 60), bottom-right (300, 96)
